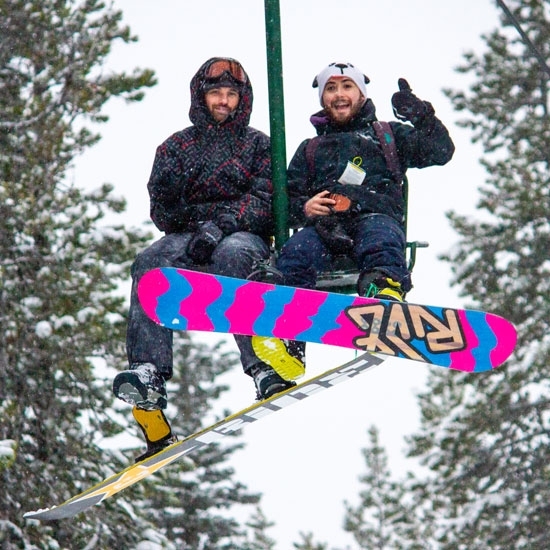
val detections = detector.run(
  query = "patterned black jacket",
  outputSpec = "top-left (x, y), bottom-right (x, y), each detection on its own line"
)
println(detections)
top-left (147, 59), bottom-right (273, 237)
top-left (286, 98), bottom-right (455, 227)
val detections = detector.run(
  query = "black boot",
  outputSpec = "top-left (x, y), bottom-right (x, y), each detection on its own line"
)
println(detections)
top-left (250, 363), bottom-right (296, 401)
top-left (113, 363), bottom-right (167, 410)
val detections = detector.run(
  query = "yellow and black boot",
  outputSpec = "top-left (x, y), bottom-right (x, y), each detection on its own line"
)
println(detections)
top-left (132, 407), bottom-right (177, 463)
top-left (251, 336), bottom-right (306, 380)
top-left (357, 271), bottom-right (406, 302)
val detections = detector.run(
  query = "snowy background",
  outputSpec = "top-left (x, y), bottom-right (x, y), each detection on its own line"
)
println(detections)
top-left (74, 1), bottom-right (499, 547)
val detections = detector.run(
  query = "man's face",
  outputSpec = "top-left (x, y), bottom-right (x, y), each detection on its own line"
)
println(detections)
top-left (322, 77), bottom-right (365, 124)
top-left (204, 86), bottom-right (240, 123)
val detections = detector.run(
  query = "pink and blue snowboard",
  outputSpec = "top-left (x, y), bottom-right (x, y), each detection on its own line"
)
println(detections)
top-left (138, 268), bottom-right (517, 372)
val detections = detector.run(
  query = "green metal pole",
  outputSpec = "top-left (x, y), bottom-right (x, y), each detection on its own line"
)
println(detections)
top-left (264, 0), bottom-right (289, 250)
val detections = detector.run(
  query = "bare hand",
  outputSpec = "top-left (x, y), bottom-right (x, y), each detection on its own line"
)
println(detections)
top-left (304, 190), bottom-right (336, 218)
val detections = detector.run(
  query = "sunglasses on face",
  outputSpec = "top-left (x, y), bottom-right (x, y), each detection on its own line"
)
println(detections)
top-left (204, 59), bottom-right (247, 83)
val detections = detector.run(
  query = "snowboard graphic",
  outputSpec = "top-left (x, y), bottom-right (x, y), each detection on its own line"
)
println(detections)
top-left (24, 352), bottom-right (382, 520)
top-left (138, 268), bottom-right (517, 372)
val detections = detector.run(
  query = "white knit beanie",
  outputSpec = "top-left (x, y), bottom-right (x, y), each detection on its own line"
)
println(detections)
top-left (312, 62), bottom-right (370, 104)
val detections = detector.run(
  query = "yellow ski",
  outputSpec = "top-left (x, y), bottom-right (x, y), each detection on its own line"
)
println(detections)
top-left (24, 352), bottom-right (382, 521)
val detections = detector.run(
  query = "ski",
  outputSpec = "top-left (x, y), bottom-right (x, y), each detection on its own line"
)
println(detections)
top-left (24, 351), bottom-right (382, 521)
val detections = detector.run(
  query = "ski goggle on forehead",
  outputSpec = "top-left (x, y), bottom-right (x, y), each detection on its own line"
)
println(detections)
top-left (204, 59), bottom-right (246, 83)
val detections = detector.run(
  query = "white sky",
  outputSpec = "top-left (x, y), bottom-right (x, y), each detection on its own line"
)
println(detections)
top-left (75, 0), bottom-right (502, 547)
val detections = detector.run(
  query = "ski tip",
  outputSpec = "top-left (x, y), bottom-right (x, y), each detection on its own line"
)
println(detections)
top-left (23, 507), bottom-right (58, 520)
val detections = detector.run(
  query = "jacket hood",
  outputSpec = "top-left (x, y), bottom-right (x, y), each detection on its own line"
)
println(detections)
top-left (310, 97), bottom-right (377, 135)
top-left (188, 57), bottom-right (253, 133)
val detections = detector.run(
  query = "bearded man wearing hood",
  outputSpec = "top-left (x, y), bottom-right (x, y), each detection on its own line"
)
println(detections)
top-left (113, 58), bottom-right (295, 462)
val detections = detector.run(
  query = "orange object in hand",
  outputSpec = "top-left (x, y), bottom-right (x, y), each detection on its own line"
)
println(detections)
top-left (329, 193), bottom-right (352, 213)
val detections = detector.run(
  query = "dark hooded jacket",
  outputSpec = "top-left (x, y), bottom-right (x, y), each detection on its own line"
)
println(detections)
top-left (286, 97), bottom-right (454, 227)
top-left (147, 58), bottom-right (273, 237)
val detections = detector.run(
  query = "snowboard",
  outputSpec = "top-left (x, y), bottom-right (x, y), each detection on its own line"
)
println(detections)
top-left (138, 268), bottom-right (517, 372)
top-left (24, 351), bottom-right (382, 521)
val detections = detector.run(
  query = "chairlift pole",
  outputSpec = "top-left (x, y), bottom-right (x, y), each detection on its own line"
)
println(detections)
top-left (264, 0), bottom-right (289, 250)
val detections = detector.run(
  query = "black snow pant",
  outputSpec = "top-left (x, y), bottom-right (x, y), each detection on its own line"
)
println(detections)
top-left (126, 231), bottom-right (270, 379)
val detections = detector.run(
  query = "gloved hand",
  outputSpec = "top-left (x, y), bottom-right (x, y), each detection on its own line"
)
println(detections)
top-left (187, 221), bottom-right (223, 264)
top-left (315, 216), bottom-right (354, 254)
top-left (216, 212), bottom-right (239, 236)
top-left (391, 78), bottom-right (434, 125)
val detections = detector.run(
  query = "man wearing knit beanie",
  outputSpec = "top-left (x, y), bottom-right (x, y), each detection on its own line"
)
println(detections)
top-left (313, 62), bottom-right (369, 102)
top-left (311, 62), bottom-right (370, 125)
top-left (274, 61), bottom-right (455, 370)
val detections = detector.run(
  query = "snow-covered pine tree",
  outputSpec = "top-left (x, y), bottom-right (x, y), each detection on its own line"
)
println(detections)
top-left (343, 426), bottom-right (426, 550)
top-left (0, 0), bottom-right (159, 546)
top-left (407, 1), bottom-right (550, 548)
top-left (243, 505), bottom-right (277, 549)
top-left (1, 1), bottom-right (265, 547)
top-left (292, 532), bottom-right (329, 550)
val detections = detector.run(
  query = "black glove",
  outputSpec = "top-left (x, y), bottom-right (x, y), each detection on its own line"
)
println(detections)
top-left (391, 78), bottom-right (434, 125)
top-left (216, 213), bottom-right (239, 236)
top-left (187, 221), bottom-right (223, 264)
top-left (315, 216), bottom-right (354, 254)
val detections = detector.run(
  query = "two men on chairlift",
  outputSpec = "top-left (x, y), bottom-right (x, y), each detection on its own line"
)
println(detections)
top-left (112, 58), bottom-right (455, 462)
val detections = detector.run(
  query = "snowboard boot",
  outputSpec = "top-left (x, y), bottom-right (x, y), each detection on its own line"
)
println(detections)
top-left (113, 363), bottom-right (168, 410)
top-left (251, 336), bottom-right (306, 380)
top-left (357, 271), bottom-right (406, 302)
top-left (247, 263), bottom-right (285, 284)
top-left (250, 362), bottom-right (296, 401)
top-left (132, 407), bottom-right (178, 463)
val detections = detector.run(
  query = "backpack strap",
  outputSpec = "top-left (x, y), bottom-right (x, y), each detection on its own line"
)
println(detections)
top-left (304, 136), bottom-right (320, 175)
top-left (372, 121), bottom-right (403, 183)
